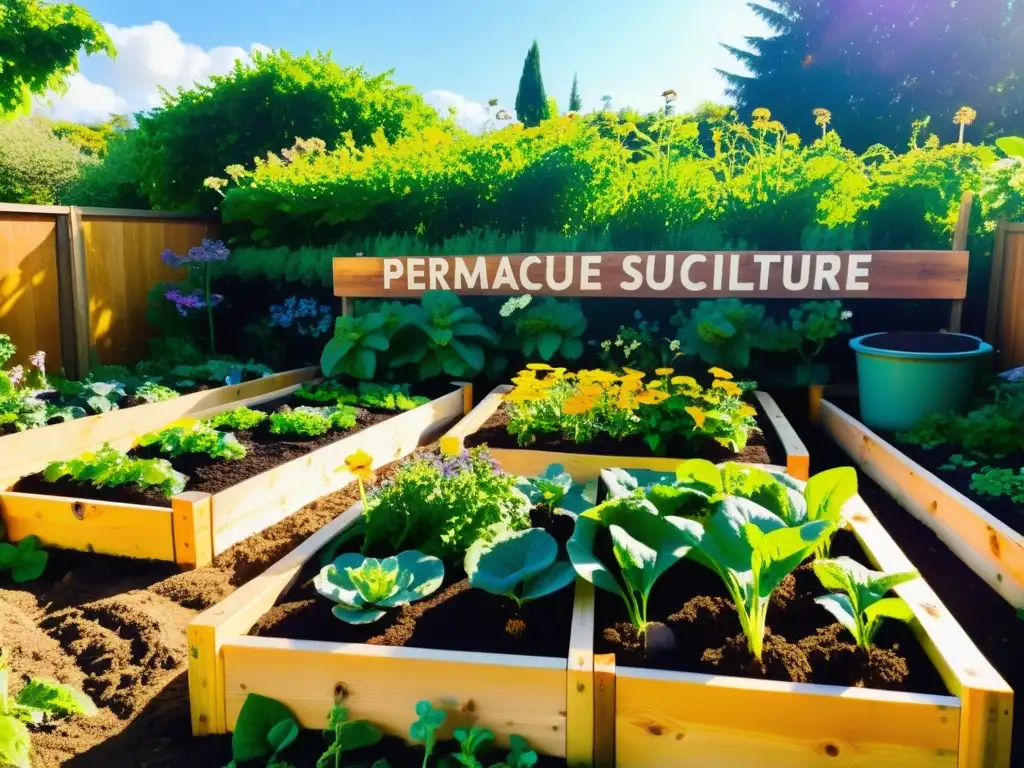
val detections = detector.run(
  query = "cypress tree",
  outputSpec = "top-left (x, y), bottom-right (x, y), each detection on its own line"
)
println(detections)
top-left (568, 72), bottom-right (582, 112)
top-left (514, 40), bottom-right (551, 127)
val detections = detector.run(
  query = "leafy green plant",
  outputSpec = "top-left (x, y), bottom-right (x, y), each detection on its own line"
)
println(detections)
top-left (208, 406), bottom-right (268, 431)
top-left (812, 557), bottom-right (919, 648)
top-left (0, 530), bottom-right (47, 583)
top-left (503, 297), bottom-right (587, 362)
top-left (937, 452), bottom-right (978, 471)
top-left (671, 299), bottom-right (774, 371)
top-left (514, 464), bottom-right (593, 514)
top-left (489, 735), bottom-right (538, 768)
top-left (464, 528), bottom-right (576, 608)
top-left (448, 725), bottom-right (496, 768)
top-left (898, 384), bottom-right (1024, 457)
top-left (43, 444), bottom-right (187, 497)
top-left (320, 313), bottom-right (395, 380)
top-left (769, 301), bottom-right (853, 385)
top-left (138, 420), bottom-right (247, 460)
top-left (169, 359), bottom-right (273, 387)
top-left (1, 648), bottom-right (97, 768)
top-left (269, 405), bottom-right (357, 437)
top-left (134, 381), bottom-right (179, 403)
top-left (362, 448), bottom-right (532, 560)
top-left (298, 380), bottom-right (429, 412)
top-left (316, 696), bottom-right (384, 768)
top-left (595, 311), bottom-right (682, 374)
top-left (970, 467), bottom-right (1024, 503)
top-left (52, 380), bottom-right (126, 415)
top-left (224, 693), bottom-right (300, 768)
top-left (409, 700), bottom-right (446, 768)
top-left (389, 291), bottom-right (499, 379)
top-left (314, 550), bottom-right (444, 623)
top-left (567, 495), bottom-right (693, 637)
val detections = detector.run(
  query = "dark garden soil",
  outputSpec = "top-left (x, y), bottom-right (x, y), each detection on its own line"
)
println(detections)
top-left (858, 330), bottom-right (982, 353)
top-left (11, 381), bottom-right (455, 509)
top-left (4, 396), bottom-right (1023, 767)
top-left (464, 399), bottom-right (781, 466)
top-left (831, 394), bottom-right (1024, 536)
top-left (251, 505), bottom-right (576, 658)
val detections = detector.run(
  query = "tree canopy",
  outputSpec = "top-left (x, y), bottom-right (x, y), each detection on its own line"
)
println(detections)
top-left (0, 0), bottom-right (114, 118)
top-left (568, 72), bottom-right (582, 112)
top-left (515, 40), bottom-right (551, 128)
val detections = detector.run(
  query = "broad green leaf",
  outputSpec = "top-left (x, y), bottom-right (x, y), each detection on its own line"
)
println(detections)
top-left (267, 718), bottom-right (299, 755)
top-left (339, 719), bottom-right (384, 750)
top-left (560, 337), bottom-right (584, 359)
top-left (450, 321), bottom-right (499, 344)
top-left (520, 560), bottom-right (576, 602)
top-left (811, 557), bottom-right (853, 593)
top-left (350, 347), bottom-right (377, 381)
top-left (805, 467), bottom-right (857, 525)
top-left (378, 550), bottom-right (445, 606)
top-left (314, 553), bottom-right (367, 607)
top-left (674, 459), bottom-right (723, 495)
top-left (320, 336), bottom-right (354, 377)
top-left (448, 337), bottom-right (485, 374)
top-left (362, 331), bottom-right (391, 352)
top-left (610, 524), bottom-right (658, 598)
top-left (332, 604), bottom-right (388, 623)
top-left (231, 693), bottom-right (298, 763)
top-left (996, 136), bottom-right (1024, 159)
top-left (814, 593), bottom-right (858, 636)
top-left (536, 332), bottom-right (562, 360)
top-left (0, 715), bottom-right (31, 768)
top-left (864, 597), bottom-right (916, 624)
top-left (465, 528), bottom-right (557, 595)
top-left (750, 520), bottom-right (834, 596)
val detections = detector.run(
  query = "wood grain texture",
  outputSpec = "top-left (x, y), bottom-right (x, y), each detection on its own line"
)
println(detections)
top-left (0, 213), bottom-right (62, 370)
top-left (753, 390), bottom-right (810, 480)
top-left (947, 192), bottom-right (973, 333)
top-left (821, 399), bottom-right (1024, 608)
top-left (333, 251), bottom-right (968, 299)
top-left (994, 228), bottom-right (1024, 368)
top-left (593, 654), bottom-right (616, 768)
top-left (172, 492), bottom-right (213, 568)
top-left (567, 578), bottom-right (595, 766)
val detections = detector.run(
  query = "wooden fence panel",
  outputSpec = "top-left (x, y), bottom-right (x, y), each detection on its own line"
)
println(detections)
top-left (0, 213), bottom-right (62, 370)
top-left (985, 222), bottom-right (1024, 369)
top-left (83, 217), bottom-right (217, 365)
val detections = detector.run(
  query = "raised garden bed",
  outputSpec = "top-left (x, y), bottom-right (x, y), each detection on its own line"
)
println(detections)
top-left (590, 465), bottom-right (1012, 768)
top-left (186, 497), bottom-right (596, 765)
top-left (819, 396), bottom-right (1024, 610)
top-left (449, 384), bottom-right (809, 482)
top-left (1, 383), bottom-right (469, 567)
top-left (0, 366), bottom-right (319, 487)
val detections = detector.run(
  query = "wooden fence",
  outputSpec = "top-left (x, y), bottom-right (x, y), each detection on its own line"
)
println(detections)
top-left (0, 203), bottom-right (217, 378)
top-left (985, 220), bottom-right (1024, 369)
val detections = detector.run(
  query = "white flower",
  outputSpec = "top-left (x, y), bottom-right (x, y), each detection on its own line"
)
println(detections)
top-left (840, 310), bottom-right (853, 320)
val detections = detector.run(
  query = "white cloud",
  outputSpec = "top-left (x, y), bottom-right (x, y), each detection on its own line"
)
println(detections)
top-left (423, 89), bottom-right (514, 134)
top-left (35, 21), bottom-right (266, 124)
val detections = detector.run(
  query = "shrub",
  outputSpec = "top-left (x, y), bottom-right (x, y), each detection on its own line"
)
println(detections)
top-left (0, 118), bottom-right (94, 204)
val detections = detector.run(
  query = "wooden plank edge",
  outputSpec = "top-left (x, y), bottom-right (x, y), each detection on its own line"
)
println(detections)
top-left (567, 578), bottom-right (595, 767)
top-left (820, 398), bottom-right (1024, 608)
top-left (441, 384), bottom-right (510, 451)
top-left (172, 492), bottom-right (213, 568)
top-left (753, 390), bottom-right (810, 480)
top-left (593, 653), bottom-right (615, 768)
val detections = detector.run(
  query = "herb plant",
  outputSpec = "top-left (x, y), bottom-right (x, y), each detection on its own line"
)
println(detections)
top-left (490, 735), bottom-right (538, 768)
top-left (0, 530), bottom-right (48, 583)
top-left (409, 700), bottom-right (446, 768)
top-left (138, 420), bottom-right (247, 460)
top-left (937, 453), bottom-right (978, 471)
top-left (208, 406), bottom-right (268, 431)
top-left (315, 696), bottom-right (384, 768)
top-left (464, 528), bottom-right (576, 608)
top-left (269, 405), bottom-right (357, 437)
top-left (362, 448), bottom-right (532, 559)
top-left (297, 380), bottom-right (428, 412)
top-left (595, 310), bottom-right (682, 374)
top-left (1, 648), bottom-right (97, 768)
top-left (43, 444), bottom-right (187, 497)
top-left (314, 550), bottom-right (444, 623)
top-left (449, 725), bottom-right (496, 768)
top-left (503, 297), bottom-right (587, 362)
top-left (970, 467), bottom-right (1024, 503)
top-left (567, 495), bottom-right (693, 637)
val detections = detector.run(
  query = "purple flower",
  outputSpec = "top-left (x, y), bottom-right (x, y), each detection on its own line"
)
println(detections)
top-left (160, 239), bottom-right (231, 268)
top-left (28, 351), bottom-right (45, 372)
top-left (8, 365), bottom-right (24, 386)
top-left (165, 288), bottom-right (207, 316)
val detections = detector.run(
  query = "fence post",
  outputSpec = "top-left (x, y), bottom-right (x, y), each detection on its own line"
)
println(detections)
top-left (948, 191), bottom-right (973, 334)
top-left (984, 219), bottom-right (1008, 347)
top-left (55, 206), bottom-right (91, 380)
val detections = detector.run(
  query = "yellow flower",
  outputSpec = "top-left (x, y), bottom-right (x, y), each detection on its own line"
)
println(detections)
top-left (685, 406), bottom-right (707, 428)
top-left (578, 383), bottom-right (604, 398)
top-left (342, 449), bottom-right (374, 483)
top-left (579, 369), bottom-right (618, 384)
top-left (655, 367), bottom-right (675, 376)
top-left (440, 436), bottom-right (462, 456)
top-left (671, 375), bottom-right (699, 388)
top-left (739, 404), bottom-right (758, 419)
top-left (708, 367), bottom-right (733, 380)
top-left (563, 394), bottom-right (597, 415)
top-left (622, 367), bottom-right (645, 378)
top-left (713, 379), bottom-right (742, 397)
top-left (647, 380), bottom-right (664, 390)
top-left (636, 389), bottom-right (670, 406)
top-left (616, 390), bottom-right (636, 410)
top-left (504, 387), bottom-right (542, 404)
top-left (526, 363), bottom-right (554, 371)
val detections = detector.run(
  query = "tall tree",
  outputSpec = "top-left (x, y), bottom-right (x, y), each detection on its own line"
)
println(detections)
top-left (0, 0), bottom-right (115, 118)
top-left (718, 0), bottom-right (1024, 150)
top-left (514, 40), bottom-right (551, 127)
top-left (568, 72), bottom-right (582, 112)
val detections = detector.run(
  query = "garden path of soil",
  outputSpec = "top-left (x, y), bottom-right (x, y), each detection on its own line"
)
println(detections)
top-left (3, 394), bottom-right (1023, 767)
top-left (464, 399), bottom-right (780, 466)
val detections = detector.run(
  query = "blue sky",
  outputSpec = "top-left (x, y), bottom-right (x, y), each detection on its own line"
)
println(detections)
top-left (46, 0), bottom-right (773, 127)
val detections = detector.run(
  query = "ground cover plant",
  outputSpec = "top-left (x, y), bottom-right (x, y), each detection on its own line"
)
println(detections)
top-left (250, 447), bottom-right (588, 658)
top-left (576, 460), bottom-right (944, 692)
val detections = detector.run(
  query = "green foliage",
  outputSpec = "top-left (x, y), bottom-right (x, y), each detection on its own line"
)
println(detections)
top-left (297, 380), bottom-right (429, 412)
top-left (996, 136), bottom-right (1024, 159)
top-left (268, 405), bottom-right (357, 437)
top-left (502, 297), bottom-right (587, 362)
top-left (50, 379), bottom-right (126, 415)
top-left (897, 382), bottom-right (1024, 457)
top-left (969, 467), bottom-right (1024, 504)
top-left (134, 381), bottom-right (179, 404)
top-left (514, 40), bottom-right (551, 128)
top-left (568, 73), bottom-right (582, 113)
top-left (568, 495), bottom-right (694, 636)
top-left (596, 311), bottom-right (682, 374)
top-left (0, 118), bottom-right (94, 203)
top-left (207, 406), bottom-right (268, 431)
top-left (0, 0), bottom-right (114, 118)
top-left (0, 533), bottom-right (47, 583)
top-left (315, 697), bottom-right (384, 768)
top-left (362, 448), bottom-right (532, 560)
top-left (314, 550), bottom-right (444, 623)
top-left (812, 557), bottom-right (918, 648)
top-left (464, 528), bottom-right (576, 608)
top-left (320, 314), bottom-right (398, 380)
top-left (450, 725), bottom-right (496, 768)
top-left (138, 421), bottom-right (247, 461)
top-left (48, 116), bottom-right (128, 158)
top-left (43, 443), bottom-right (187, 498)
top-left (671, 299), bottom-right (773, 371)
top-left (1, 648), bottom-right (96, 768)
top-left (390, 292), bottom-right (499, 379)
top-left (514, 464), bottom-right (593, 514)
top-left (166, 359), bottom-right (273, 388)
top-left (409, 701), bottom-right (446, 768)
top-left (226, 693), bottom-right (299, 768)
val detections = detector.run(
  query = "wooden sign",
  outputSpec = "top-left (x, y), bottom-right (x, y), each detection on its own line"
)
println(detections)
top-left (332, 251), bottom-right (968, 299)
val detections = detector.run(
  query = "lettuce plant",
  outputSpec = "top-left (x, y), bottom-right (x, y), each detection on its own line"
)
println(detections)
top-left (679, 497), bottom-right (834, 661)
top-left (390, 291), bottom-right (498, 379)
top-left (138, 420), bottom-right (247, 460)
top-left (207, 406), bottom-right (268, 431)
top-left (505, 297), bottom-right (587, 362)
top-left (52, 380), bottom-right (126, 415)
top-left (812, 557), bottom-right (919, 648)
top-left (134, 381), bottom-right (179, 403)
top-left (269, 405), bottom-right (357, 437)
top-left (314, 550), bottom-right (444, 623)
top-left (298, 380), bottom-right (428, 412)
top-left (464, 528), bottom-right (576, 607)
top-left (567, 496), bottom-right (693, 637)
top-left (43, 444), bottom-right (187, 497)
top-left (320, 313), bottom-right (394, 380)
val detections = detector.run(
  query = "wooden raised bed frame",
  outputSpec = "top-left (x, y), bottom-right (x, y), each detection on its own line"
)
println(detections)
top-left (1, 383), bottom-right (471, 568)
top-left (819, 397), bottom-right (1024, 611)
top-left (443, 384), bottom-right (811, 482)
top-left (187, 497), bottom-right (597, 766)
top-left (593, 467), bottom-right (1013, 768)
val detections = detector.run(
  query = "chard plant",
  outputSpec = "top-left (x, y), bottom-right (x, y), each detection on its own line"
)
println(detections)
top-left (138, 419), bottom-right (247, 460)
top-left (314, 550), bottom-right (444, 623)
top-left (43, 444), bottom-right (187, 498)
top-left (567, 495), bottom-right (693, 638)
top-left (812, 557), bottom-right (919, 648)
top-left (464, 528), bottom-right (576, 608)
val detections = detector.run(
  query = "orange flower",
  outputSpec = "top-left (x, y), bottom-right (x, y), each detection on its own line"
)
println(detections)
top-left (685, 406), bottom-right (707, 428)
top-left (708, 367), bottom-right (734, 380)
top-left (712, 379), bottom-right (742, 397)
top-left (636, 389), bottom-right (670, 406)
top-left (563, 394), bottom-right (597, 415)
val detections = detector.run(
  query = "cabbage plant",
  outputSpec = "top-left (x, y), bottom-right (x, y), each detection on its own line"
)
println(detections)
top-left (465, 528), bottom-right (575, 607)
top-left (314, 550), bottom-right (444, 623)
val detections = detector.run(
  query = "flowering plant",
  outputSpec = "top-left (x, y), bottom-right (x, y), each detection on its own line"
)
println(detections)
top-left (160, 239), bottom-right (231, 353)
top-left (268, 296), bottom-right (333, 337)
top-left (503, 364), bottom-right (758, 455)
top-left (595, 310), bottom-right (682, 373)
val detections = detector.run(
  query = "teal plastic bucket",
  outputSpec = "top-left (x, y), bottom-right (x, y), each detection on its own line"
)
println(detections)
top-left (850, 332), bottom-right (993, 432)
